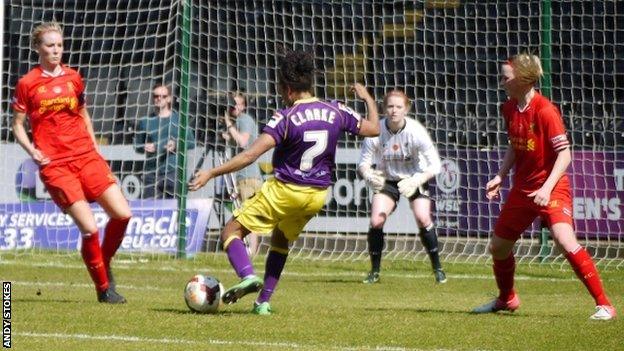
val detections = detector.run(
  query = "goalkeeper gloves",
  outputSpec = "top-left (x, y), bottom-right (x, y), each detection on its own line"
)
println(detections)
top-left (362, 168), bottom-right (385, 192)
top-left (397, 173), bottom-right (428, 198)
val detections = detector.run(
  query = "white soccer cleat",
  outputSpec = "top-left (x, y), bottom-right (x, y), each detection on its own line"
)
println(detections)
top-left (589, 305), bottom-right (616, 321)
top-left (472, 294), bottom-right (520, 314)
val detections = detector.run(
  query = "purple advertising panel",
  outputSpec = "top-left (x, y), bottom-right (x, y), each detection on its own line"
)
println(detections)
top-left (433, 149), bottom-right (623, 239)
top-left (0, 199), bottom-right (212, 254)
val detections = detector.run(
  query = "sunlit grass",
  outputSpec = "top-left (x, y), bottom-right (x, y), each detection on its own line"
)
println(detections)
top-left (2, 252), bottom-right (623, 351)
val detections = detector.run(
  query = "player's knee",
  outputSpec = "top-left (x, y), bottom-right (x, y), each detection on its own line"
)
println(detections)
top-left (105, 203), bottom-right (132, 220)
top-left (220, 220), bottom-right (243, 245)
top-left (414, 213), bottom-right (431, 227)
top-left (220, 230), bottom-right (239, 245)
top-left (270, 242), bottom-right (289, 253)
top-left (488, 241), bottom-right (512, 259)
top-left (112, 214), bottom-right (132, 222)
top-left (487, 243), bottom-right (497, 256)
top-left (370, 214), bottom-right (387, 228)
top-left (74, 218), bottom-right (98, 235)
top-left (270, 228), bottom-right (290, 248)
top-left (221, 233), bottom-right (241, 251)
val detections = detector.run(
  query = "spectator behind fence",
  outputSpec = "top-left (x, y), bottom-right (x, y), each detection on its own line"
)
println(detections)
top-left (134, 84), bottom-right (195, 199)
top-left (222, 92), bottom-right (262, 256)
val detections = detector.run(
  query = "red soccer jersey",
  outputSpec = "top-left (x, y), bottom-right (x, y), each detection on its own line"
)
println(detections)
top-left (501, 92), bottom-right (571, 193)
top-left (11, 65), bottom-right (94, 161)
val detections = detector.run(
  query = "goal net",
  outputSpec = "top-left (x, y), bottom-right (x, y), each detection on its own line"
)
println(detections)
top-left (1, 1), bottom-right (622, 268)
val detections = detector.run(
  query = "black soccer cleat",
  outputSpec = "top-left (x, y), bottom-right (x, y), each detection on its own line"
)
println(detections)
top-left (362, 271), bottom-right (380, 284)
top-left (97, 288), bottom-right (127, 304)
top-left (434, 269), bottom-right (447, 284)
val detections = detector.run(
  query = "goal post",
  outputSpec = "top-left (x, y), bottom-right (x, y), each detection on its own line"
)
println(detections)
top-left (1, 1), bottom-right (622, 268)
top-left (539, 0), bottom-right (553, 262)
top-left (175, 0), bottom-right (193, 259)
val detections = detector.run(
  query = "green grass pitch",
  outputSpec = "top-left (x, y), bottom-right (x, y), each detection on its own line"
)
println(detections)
top-left (2, 252), bottom-right (623, 351)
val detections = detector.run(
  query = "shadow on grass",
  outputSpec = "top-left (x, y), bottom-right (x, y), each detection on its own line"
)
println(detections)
top-left (13, 297), bottom-right (80, 304)
top-left (364, 306), bottom-right (566, 318)
top-left (151, 307), bottom-right (253, 316)
top-left (296, 278), bottom-right (359, 284)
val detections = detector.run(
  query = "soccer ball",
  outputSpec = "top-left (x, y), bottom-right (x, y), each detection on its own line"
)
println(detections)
top-left (184, 274), bottom-right (224, 313)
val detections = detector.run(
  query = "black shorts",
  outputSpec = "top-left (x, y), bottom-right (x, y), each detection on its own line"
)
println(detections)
top-left (379, 180), bottom-right (430, 203)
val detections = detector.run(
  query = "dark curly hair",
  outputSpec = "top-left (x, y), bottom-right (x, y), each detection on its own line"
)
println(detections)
top-left (277, 49), bottom-right (315, 93)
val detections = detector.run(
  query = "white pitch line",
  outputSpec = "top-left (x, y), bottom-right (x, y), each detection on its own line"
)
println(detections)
top-left (8, 280), bottom-right (177, 292)
top-left (14, 331), bottom-right (468, 351)
top-left (0, 259), bottom-right (585, 282)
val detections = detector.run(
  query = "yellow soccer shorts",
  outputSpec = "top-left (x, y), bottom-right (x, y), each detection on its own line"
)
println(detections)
top-left (237, 177), bottom-right (263, 201)
top-left (233, 177), bottom-right (328, 241)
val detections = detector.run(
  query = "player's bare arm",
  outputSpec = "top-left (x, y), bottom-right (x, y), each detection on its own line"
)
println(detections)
top-left (528, 147), bottom-right (571, 206)
top-left (189, 133), bottom-right (275, 191)
top-left (497, 146), bottom-right (516, 179)
top-left (487, 147), bottom-right (515, 200)
top-left (351, 83), bottom-right (379, 137)
top-left (224, 113), bottom-right (251, 147)
top-left (12, 111), bottom-right (50, 165)
top-left (485, 176), bottom-right (502, 200)
top-left (79, 107), bottom-right (99, 149)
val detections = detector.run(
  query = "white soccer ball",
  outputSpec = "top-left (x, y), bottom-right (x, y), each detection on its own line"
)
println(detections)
top-left (184, 274), bottom-right (224, 313)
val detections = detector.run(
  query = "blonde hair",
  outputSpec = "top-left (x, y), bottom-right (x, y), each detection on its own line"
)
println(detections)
top-left (509, 53), bottom-right (543, 85)
top-left (383, 89), bottom-right (410, 108)
top-left (231, 91), bottom-right (247, 107)
top-left (31, 21), bottom-right (63, 49)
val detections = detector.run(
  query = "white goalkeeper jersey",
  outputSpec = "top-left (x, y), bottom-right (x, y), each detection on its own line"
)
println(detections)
top-left (358, 117), bottom-right (441, 181)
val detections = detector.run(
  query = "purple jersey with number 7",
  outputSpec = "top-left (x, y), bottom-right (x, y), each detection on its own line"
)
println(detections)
top-left (262, 97), bottom-right (362, 188)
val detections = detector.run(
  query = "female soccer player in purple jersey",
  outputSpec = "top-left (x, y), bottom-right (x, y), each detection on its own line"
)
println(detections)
top-left (189, 49), bottom-right (380, 314)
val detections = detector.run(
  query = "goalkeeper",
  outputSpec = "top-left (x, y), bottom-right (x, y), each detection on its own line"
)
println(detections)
top-left (358, 89), bottom-right (446, 284)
